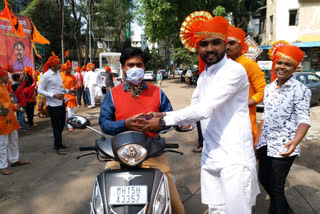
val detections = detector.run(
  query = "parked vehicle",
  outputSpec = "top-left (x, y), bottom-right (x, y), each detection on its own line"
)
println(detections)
top-left (144, 70), bottom-right (155, 81)
top-left (190, 70), bottom-right (199, 86)
top-left (257, 72), bottom-right (320, 110)
top-left (158, 69), bottom-right (167, 79)
top-left (174, 68), bottom-right (183, 75)
top-left (67, 115), bottom-right (192, 214)
top-left (180, 69), bottom-right (187, 82)
top-left (100, 71), bottom-right (123, 94)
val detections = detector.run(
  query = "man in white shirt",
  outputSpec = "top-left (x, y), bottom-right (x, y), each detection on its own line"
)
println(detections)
top-left (83, 63), bottom-right (103, 108)
top-left (38, 56), bottom-right (67, 155)
top-left (142, 13), bottom-right (259, 214)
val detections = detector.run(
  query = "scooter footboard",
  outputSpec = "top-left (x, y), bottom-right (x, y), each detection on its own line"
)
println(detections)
top-left (92, 168), bottom-right (171, 214)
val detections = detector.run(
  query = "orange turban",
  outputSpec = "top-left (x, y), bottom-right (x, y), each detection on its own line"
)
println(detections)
top-left (269, 40), bottom-right (304, 81)
top-left (24, 66), bottom-right (33, 77)
top-left (75, 66), bottom-right (80, 73)
top-left (34, 70), bottom-right (40, 77)
top-left (180, 12), bottom-right (229, 74)
top-left (61, 64), bottom-right (66, 72)
top-left (227, 26), bottom-right (248, 54)
top-left (81, 65), bottom-right (87, 72)
top-left (0, 65), bottom-right (8, 78)
top-left (46, 56), bottom-right (60, 67)
top-left (64, 60), bottom-right (72, 70)
top-left (105, 65), bottom-right (111, 72)
top-left (87, 63), bottom-right (95, 71)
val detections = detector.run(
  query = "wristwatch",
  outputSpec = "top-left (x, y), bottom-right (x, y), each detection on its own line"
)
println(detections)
top-left (159, 117), bottom-right (166, 127)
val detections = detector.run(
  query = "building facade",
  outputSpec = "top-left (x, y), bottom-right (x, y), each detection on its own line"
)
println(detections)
top-left (261, 0), bottom-right (320, 72)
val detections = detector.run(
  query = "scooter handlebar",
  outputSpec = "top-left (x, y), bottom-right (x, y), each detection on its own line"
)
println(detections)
top-left (165, 144), bottom-right (179, 149)
top-left (79, 146), bottom-right (96, 151)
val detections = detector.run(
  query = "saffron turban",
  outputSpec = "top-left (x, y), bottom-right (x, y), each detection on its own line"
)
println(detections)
top-left (43, 56), bottom-right (60, 73)
top-left (75, 66), bottom-right (80, 73)
top-left (87, 63), bottom-right (95, 71)
top-left (179, 11), bottom-right (229, 73)
top-left (269, 40), bottom-right (304, 81)
top-left (227, 26), bottom-right (248, 54)
top-left (61, 64), bottom-right (66, 72)
top-left (81, 65), bottom-right (87, 72)
top-left (105, 65), bottom-right (111, 72)
top-left (24, 66), bottom-right (33, 76)
top-left (64, 60), bottom-right (72, 71)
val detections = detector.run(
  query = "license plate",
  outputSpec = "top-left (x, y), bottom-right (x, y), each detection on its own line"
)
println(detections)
top-left (109, 185), bottom-right (148, 205)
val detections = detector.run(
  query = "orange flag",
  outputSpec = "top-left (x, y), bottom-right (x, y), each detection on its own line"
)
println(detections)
top-left (65, 50), bottom-right (69, 58)
top-left (32, 43), bottom-right (42, 58)
top-left (30, 21), bottom-right (50, 44)
top-left (0, 0), bottom-right (25, 37)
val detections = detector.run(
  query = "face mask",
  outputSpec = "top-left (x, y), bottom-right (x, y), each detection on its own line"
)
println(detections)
top-left (125, 67), bottom-right (144, 85)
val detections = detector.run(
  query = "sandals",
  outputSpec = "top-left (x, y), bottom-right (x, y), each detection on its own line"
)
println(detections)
top-left (0, 168), bottom-right (13, 175)
top-left (11, 160), bottom-right (30, 167)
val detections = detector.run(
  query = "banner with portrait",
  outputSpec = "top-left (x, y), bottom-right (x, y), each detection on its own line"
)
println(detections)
top-left (0, 12), bottom-right (34, 75)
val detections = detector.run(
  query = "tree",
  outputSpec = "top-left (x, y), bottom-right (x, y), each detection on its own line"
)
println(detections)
top-left (170, 47), bottom-right (197, 69)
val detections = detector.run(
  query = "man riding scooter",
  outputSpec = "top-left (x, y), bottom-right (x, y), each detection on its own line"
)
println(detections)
top-left (99, 47), bottom-right (185, 214)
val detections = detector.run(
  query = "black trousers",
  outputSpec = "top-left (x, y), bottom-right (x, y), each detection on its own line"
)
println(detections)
top-left (196, 121), bottom-right (203, 148)
top-left (258, 146), bottom-right (296, 214)
top-left (47, 105), bottom-right (66, 150)
top-left (25, 102), bottom-right (36, 126)
top-left (76, 86), bottom-right (84, 105)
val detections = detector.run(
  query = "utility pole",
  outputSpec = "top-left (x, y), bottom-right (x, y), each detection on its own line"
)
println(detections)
top-left (61, 0), bottom-right (64, 64)
top-left (89, 0), bottom-right (91, 62)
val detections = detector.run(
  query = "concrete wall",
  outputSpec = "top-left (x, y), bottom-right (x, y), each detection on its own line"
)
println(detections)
top-left (263, 0), bottom-right (320, 45)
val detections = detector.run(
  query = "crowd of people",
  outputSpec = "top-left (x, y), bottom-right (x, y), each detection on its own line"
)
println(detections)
top-left (0, 10), bottom-right (312, 214)
top-left (0, 59), bottom-right (110, 170)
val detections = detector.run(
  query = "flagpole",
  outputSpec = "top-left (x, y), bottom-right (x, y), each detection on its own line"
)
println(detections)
top-left (61, 0), bottom-right (64, 64)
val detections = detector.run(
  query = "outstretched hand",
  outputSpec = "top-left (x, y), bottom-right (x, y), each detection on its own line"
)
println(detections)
top-left (124, 113), bottom-right (145, 132)
top-left (146, 112), bottom-right (163, 118)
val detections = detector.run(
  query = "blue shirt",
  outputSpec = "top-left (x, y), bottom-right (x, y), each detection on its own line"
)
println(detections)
top-left (99, 81), bottom-right (173, 136)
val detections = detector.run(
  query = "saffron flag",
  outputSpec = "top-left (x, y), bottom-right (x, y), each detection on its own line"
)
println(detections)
top-left (0, 0), bottom-right (25, 37)
top-left (30, 21), bottom-right (50, 44)
top-left (65, 50), bottom-right (69, 58)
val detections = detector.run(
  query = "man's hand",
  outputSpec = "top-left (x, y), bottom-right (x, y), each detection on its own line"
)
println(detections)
top-left (146, 112), bottom-right (164, 118)
top-left (53, 94), bottom-right (64, 100)
top-left (142, 117), bottom-right (162, 133)
top-left (124, 113), bottom-right (145, 132)
top-left (280, 140), bottom-right (298, 157)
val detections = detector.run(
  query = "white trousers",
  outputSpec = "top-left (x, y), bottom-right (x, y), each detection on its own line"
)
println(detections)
top-left (66, 107), bottom-right (75, 129)
top-left (0, 130), bottom-right (19, 169)
top-left (201, 164), bottom-right (258, 214)
top-left (88, 85), bottom-right (102, 107)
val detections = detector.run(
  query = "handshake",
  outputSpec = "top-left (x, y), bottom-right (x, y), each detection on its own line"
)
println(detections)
top-left (124, 112), bottom-right (165, 133)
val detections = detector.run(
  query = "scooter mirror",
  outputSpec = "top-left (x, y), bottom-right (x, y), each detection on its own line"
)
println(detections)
top-left (67, 115), bottom-right (90, 129)
top-left (175, 123), bottom-right (196, 132)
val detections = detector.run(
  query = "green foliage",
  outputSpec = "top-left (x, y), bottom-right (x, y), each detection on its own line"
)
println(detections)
top-left (21, 0), bottom-right (73, 58)
top-left (212, 6), bottom-right (226, 17)
top-left (170, 47), bottom-right (197, 68)
top-left (144, 48), bottom-right (164, 72)
top-left (92, 0), bottom-right (135, 51)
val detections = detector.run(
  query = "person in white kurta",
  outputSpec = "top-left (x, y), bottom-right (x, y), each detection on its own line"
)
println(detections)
top-left (83, 63), bottom-right (102, 108)
top-left (142, 14), bottom-right (260, 214)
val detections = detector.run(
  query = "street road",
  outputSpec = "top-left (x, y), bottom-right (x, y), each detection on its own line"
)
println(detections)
top-left (1, 78), bottom-right (318, 214)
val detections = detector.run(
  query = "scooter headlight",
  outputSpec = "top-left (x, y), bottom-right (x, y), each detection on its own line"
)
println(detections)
top-left (116, 144), bottom-right (147, 166)
top-left (153, 176), bottom-right (170, 214)
top-left (90, 179), bottom-right (105, 214)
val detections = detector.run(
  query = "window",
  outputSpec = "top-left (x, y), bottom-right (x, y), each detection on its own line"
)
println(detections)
top-left (307, 74), bottom-right (320, 83)
top-left (296, 75), bottom-right (307, 84)
top-left (269, 15), bottom-right (273, 34)
top-left (289, 9), bottom-right (298, 26)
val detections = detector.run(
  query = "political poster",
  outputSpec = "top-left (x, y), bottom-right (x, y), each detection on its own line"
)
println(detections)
top-left (0, 12), bottom-right (34, 75)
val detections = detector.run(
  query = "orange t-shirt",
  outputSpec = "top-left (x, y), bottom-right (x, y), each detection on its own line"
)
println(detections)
top-left (0, 84), bottom-right (20, 135)
top-left (235, 55), bottom-right (266, 143)
top-left (61, 72), bottom-right (78, 108)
